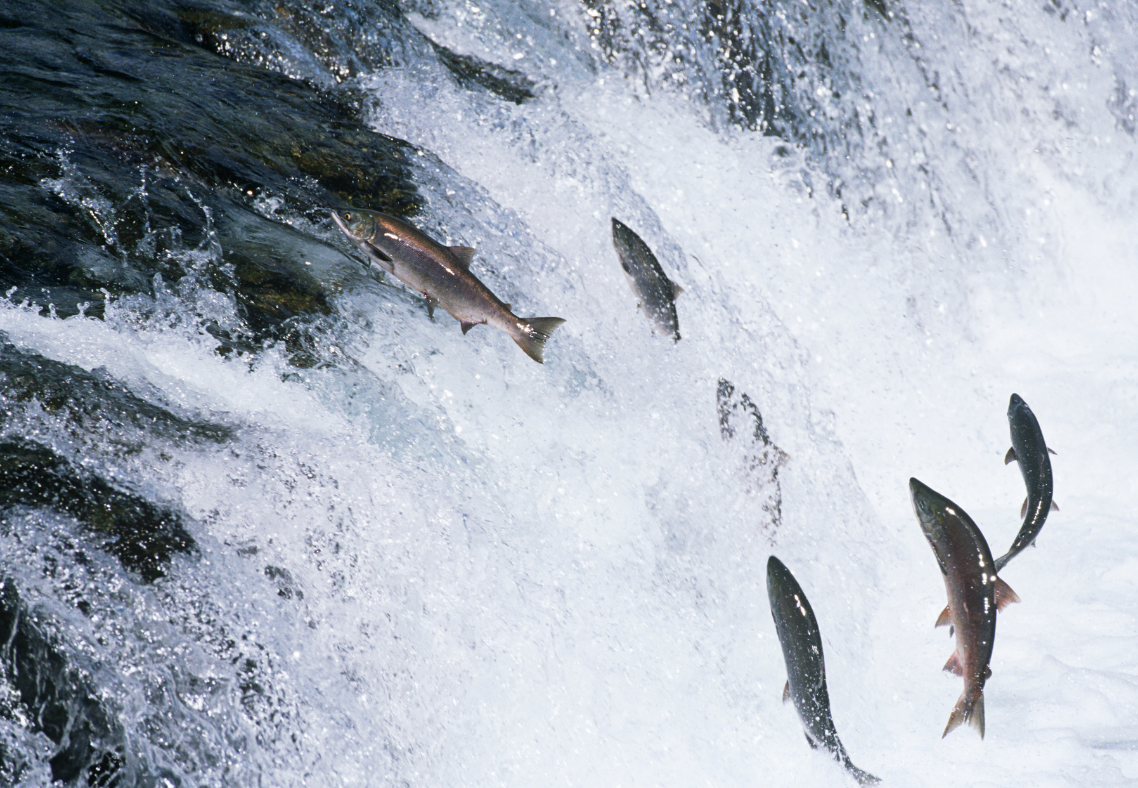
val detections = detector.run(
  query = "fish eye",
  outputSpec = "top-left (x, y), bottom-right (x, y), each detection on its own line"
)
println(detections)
top-left (343, 212), bottom-right (352, 221)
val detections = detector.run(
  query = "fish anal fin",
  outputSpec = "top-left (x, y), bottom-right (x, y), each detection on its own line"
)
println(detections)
top-left (1005, 447), bottom-right (1017, 465)
top-left (449, 246), bottom-right (476, 267)
top-left (782, 680), bottom-right (791, 704)
top-left (934, 606), bottom-right (952, 629)
top-left (943, 650), bottom-right (964, 676)
top-left (1020, 497), bottom-right (1028, 519)
top-left (994, 577), bottom-right (1020, 610)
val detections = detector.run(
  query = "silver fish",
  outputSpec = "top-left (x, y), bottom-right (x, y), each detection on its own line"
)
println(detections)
top-left (333, 209), bottom-right (565, 363)
top-left (995, 393), bottom-right (1058, 572)
top-left (610, 218), bottom-right (681, 341)
top-left (767, 556), bottom-right (879, 785)
top-left (910, 478), bottom-right (1019, 738)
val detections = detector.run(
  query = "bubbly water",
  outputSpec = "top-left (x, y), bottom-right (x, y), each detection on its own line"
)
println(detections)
top-left (1, 0), bottom-right (1137, 785)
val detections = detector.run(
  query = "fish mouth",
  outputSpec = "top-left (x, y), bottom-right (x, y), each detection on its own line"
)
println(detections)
top-left (331, 210), bottom-right (393, 264)
top-left (330, 210), bottom-right (352, 238)
top-left (909, 478), bottom-right (939, 529)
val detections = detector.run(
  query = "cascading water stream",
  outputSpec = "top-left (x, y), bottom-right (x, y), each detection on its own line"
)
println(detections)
top-left (1, 0), bottom-right (1136, 785)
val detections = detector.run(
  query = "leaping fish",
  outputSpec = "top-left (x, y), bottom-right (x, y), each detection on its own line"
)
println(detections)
top-left (995, 393), bottom-right (1058, 572)
top-left (610, 218), bottom-right (682, 341)
top-left (767, 556), bottom-right (879, 785)
top-left (909, 478), bottom-right (1019, 738)
top-left (332, 209), bottom-right (565, 363)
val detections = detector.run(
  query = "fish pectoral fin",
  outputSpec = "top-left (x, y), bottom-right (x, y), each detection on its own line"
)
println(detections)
top-left (362, 241), bottom-right (395, 272)
top-left (804, 732), bottom-right (819, 750)
top-left (449, 246), bottom-right (476, 268)
top-left (1004, 447), bottom-right (1017, 465)
top-left (424, 295), bottom-right (437, 319)
top-left (943, 650), bottom-right (964, 676)
top-left (1048, 447), bottom-right (1058, 455)
top-left (1020, 497), bottom-right (1028, 519)
top-left (782, 680), bottom-right (791, 704)
top-left (934, 606), bottom-right (952, 629)
top-left (994, 576), bottom-right (1020, 610)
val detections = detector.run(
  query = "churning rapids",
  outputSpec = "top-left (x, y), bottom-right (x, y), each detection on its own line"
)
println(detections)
top-left (2, 0), bottom-right (1138, 785)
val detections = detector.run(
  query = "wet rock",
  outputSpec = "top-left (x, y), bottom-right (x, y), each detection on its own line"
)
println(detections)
top-left (0, 0), bottom-right (419, 344)
top-left (0, 337), bottom-right (234, 447)
top-left (0, 439), bottom-right (196, 582)
top-left (580, 0), bottom-right (880, 152)
top-left (0, 580), bottom-right (127, 785)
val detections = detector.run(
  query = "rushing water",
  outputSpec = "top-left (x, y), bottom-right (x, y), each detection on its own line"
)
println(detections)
top-left (1, 0), bottom-right (1137, 785)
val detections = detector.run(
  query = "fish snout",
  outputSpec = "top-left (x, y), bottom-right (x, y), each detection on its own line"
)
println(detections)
top-left (331, 210), bottom-right (353, 238)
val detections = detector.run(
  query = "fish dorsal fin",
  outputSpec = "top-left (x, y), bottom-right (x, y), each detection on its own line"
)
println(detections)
top-left (934, 606), bottom-right (952, 629)
top-left (782, 680), bottom-right (791, 704)
top-left (449, 246), bottom-right (476, 267)
top-left (672, 282), bottom-right (684, 298)
top-left (1004, 447), bottom-right (1017, 465)
top-left (994, 576), bottom-right (1020, 610)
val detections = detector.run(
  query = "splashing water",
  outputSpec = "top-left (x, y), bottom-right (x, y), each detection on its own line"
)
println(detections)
top-left (1, 0), bottom-right (1137, 785)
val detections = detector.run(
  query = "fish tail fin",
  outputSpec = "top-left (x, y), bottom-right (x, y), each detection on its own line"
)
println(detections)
top-left (513, 317), bottom-right (566, 364)
top-left (943, 688), bottom-right (984, 739)
top-left (847, 764), bottom-right (881, 786)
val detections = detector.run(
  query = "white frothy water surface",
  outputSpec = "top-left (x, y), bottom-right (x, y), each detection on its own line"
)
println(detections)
top-left (3, 0), bottom-right (1138, 785)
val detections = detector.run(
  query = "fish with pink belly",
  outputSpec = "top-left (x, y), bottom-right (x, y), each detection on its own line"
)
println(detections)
top-left (333, 209), bottom-right (565, 363)
top-left (909, 478), bottom-right (1019, 738)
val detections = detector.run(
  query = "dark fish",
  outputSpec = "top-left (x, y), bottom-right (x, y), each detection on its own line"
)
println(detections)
top-left (767, 556), bottom-right (879, 785)
top-left (610, 218), bottom-right (682, 341)
top-left (910, 479), bottom-right (1019, 738)
top-left (333, 209), bottom-right (565, 363)
top-left (995, 393), bottom-right (1058, 572)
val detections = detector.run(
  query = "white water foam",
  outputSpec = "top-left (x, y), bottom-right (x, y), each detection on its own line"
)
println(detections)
top-left (3, 0), bottom-right (1138, 784)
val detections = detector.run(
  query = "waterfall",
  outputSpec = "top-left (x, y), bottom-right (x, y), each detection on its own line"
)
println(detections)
top-left (1, 0), bottom-right (1135, 784)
